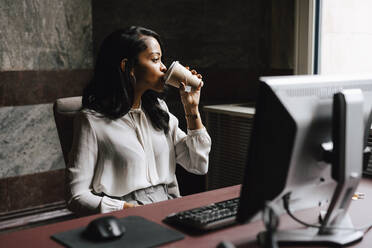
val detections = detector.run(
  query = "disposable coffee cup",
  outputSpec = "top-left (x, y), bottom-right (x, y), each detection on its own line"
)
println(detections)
top-left (164, 61), bottom-right (203, 91)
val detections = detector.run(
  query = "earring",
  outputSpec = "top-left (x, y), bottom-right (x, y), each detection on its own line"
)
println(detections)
top-left (130, 74), bottom-right (136, 85)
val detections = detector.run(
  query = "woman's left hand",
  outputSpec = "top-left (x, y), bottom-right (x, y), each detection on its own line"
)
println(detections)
top-left (179, 68), bottom-right (204, 113)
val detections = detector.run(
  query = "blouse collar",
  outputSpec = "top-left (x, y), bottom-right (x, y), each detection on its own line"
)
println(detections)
top-left (129, 102), bottom-right (143, 113)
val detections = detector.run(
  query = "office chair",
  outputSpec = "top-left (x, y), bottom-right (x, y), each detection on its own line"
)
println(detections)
top-left (53, 96), bottom-right (83, 165)
top-left (53, 96), bottom-right (180, 198)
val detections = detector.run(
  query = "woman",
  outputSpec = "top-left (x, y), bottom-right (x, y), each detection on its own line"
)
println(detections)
top-left (67, 26), bottom-right (211, 215)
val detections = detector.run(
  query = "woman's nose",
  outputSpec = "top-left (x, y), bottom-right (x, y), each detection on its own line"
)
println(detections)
top-left (161, 62), bottom-right (167, 72)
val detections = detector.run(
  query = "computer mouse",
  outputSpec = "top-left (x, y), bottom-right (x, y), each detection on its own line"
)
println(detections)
top-left (216, 240), bottom-right (236, 248)
top-left (84, 215), bottom-right (125, 241)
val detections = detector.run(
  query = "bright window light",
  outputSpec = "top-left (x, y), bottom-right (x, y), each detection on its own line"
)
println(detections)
top-left (319, 0), bottom-right (372, 74)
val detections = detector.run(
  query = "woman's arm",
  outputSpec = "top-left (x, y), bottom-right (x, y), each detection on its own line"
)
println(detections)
top-left (174, 127), bottom-right (211, 175)
top-left (160, 67), bottom-right (211, 175)
top-left (67, 112), bottom-right (127, 214)
top-left (179, 68), bottom-right (204, 130)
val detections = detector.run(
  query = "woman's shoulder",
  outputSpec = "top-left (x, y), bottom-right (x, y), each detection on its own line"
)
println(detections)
top-left (76, 108), bottom-right (107, 124)
top-left (75, 109), bottom-right (117, 136)
top-left (78, 108), bottom-right (99, 118)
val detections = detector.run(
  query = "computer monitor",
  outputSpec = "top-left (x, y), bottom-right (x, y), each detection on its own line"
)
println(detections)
top-left (236, 74), bottom-right (372, 245)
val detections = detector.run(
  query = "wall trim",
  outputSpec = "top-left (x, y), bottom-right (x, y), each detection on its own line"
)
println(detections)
top-left (0, 69), bottom-right (93, 107)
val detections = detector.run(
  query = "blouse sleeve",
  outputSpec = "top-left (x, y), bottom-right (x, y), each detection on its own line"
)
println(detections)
top-left (161, 101), bottom-right (211, 175)
top-left (66, 112), bottom-right (124, 215)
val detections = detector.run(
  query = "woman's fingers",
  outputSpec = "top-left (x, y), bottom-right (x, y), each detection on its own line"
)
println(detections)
top-left (179, 82), bottom-right (186, 90)
top-left (124, 202), bottom-right (136, 208)
top-left (185, 66), bottom-right (202, 77)
top-left (184, 66), bottom-right (203, 89)
top-left (179, 81), bottom-right (188, 93)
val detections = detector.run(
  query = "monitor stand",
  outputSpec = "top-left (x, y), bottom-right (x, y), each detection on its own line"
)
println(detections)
top-left (272, 213), bottom-right (363, 246)
top-left (260, 89), bottom-right (365, 246)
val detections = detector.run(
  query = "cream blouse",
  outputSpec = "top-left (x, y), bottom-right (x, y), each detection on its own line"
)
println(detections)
top-left (67, 99), bottom-right (211, 214)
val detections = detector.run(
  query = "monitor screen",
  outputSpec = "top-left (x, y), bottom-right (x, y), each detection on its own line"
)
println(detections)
top-left (236, 74), bottom-right (372, 224)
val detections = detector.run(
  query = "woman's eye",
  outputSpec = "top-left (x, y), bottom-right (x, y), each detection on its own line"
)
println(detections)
top-left (152, 58), bottom-right (160, 62)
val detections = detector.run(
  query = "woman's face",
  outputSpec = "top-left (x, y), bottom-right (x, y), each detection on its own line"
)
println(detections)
top-left (132, 36), bottom-right (167, 93)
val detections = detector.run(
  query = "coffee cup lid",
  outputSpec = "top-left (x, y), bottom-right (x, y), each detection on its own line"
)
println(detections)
top-left (164, 61), bottom-right (178, 82)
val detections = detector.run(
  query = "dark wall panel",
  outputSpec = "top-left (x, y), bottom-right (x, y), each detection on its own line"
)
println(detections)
top-left (0, 70), bottom-right (92, 107)
top-left (92, 0), bottom-right (271, 71)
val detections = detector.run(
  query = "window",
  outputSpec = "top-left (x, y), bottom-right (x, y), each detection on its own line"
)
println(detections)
top-left (318, 0), bottom-right (372, 74)
top-left (295, 0), bottom-right (372, 75)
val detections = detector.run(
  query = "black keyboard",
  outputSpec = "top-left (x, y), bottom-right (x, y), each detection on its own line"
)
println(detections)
top-left (163, 198), bottom-right (239, 231)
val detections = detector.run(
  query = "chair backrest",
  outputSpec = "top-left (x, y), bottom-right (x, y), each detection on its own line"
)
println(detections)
top-left (53, 96), bottom-right (82, 165)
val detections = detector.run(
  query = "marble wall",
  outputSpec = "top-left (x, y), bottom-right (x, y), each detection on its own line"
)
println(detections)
top-left (0, 104), bottom-right (63, 177)
top-left (0, 0), bottom-right (92, 179)
top-left (0, 0), bottom-right (92, 70)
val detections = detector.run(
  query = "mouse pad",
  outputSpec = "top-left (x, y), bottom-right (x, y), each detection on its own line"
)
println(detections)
top-left (51, 215), bottom-right (184, 248)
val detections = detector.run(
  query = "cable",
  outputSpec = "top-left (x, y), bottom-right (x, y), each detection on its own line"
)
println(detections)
top-left (282, 193), bottom-right (372, 234)
top-left (282, 193), bottom-right (320, 228)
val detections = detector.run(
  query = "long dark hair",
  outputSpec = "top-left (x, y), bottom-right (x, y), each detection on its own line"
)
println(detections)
top-left (82, 26), bottom-right (169, 133)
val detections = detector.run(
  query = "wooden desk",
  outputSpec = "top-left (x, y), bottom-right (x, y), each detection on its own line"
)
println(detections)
top-left (1, 178), bottom-right (372, 248)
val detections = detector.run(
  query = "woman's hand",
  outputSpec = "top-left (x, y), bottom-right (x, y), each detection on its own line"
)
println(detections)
top-left (123, 202), bottom-right (137, 209)
top-left (180, 67), bottom-right (204, 130)
top-left (179, 67), bottom-right (203, 114)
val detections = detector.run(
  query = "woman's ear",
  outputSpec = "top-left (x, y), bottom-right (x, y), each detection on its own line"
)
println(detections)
top-left (120, 58), bottom-right (128, 72)
top-left (120, 58), bottom-right (135, 76)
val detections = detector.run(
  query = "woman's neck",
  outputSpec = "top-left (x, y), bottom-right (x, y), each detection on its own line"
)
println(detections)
top-left (132, 102), bottom-right (141, 109)
top-left (132, 89), bottom-right (143, 109)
